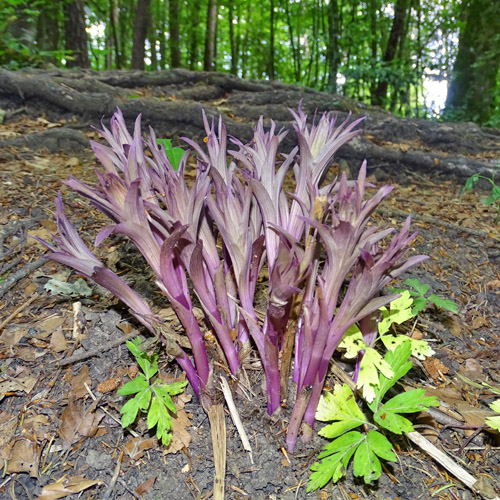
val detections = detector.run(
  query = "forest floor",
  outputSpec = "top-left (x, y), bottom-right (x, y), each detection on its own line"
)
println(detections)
top-left (1, 107), bottom-right (500, 500)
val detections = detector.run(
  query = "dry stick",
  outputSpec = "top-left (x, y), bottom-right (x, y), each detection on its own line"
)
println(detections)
top-left (56, 330), bottom-right (140, 366)
top-left (101, 451), bottom-right (124, 500)
top-left (328, 361), bottom-right (499, 499)
top-left (220, 376), bottom-right (254, 464)
top-left (0, 257), bottom-right (47, 299)
top-left (0, 292), bottom-right (39, 331)
top-left (207, 404), bottom-right (226, 500)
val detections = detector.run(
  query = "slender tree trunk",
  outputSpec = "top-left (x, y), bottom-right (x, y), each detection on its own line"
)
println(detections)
top-left (444, 0), bottom-right (500, 123)
top-left (64, 0), bottom-right (90, 68)
top-left (169, 0), bottom-right (181, 67)
top-left (269, 0), bottom-right (275, 79)
top-left (188, 0), bottom-right (200, 69)
top-left (204, 0), bottom-right (217, 71)
top-left (158, 0), bottom-right (167, 69)
top-left (109, 0), bottom-right (122, 68)
top-left (326, 0), bottom-right (340, 92)
top-left (372, 0), bottom-right (409, 106)
top-left (283, 1), bottom-right (299, 82)
top-left (131, 0), bottom-right (151, 70)
top-left (36, 2), bottom-right (60, 64)
top-left (227, 0), bottom-right (237, 74)
top-left (368, 0), bottom-right (378, 99)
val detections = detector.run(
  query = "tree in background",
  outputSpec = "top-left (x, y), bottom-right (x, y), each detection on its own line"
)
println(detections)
top-left (131, 0), bottom-right (151, 70)
top-left (64, 0), bottom-right (90, 68)
top-left (204, 0), bottom-right (217, 71)
top-left (444, 0), bottom-right (500, 123)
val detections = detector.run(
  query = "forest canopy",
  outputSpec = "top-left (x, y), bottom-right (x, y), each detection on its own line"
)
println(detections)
top-left (2, 0), bottom-right (500, 125)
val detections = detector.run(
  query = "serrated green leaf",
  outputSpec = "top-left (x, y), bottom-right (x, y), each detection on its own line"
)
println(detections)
top-left (375, 389), bottom-right (439, 434)
top-left (152, 386), bottom-right (177, 414)
top-left (352, 430), bottom-right (396, 483)
top-left (157, 138), bottom-right (184, 170)
top-left (147, 395), bottom-right (161, 429)
top-left (338, 327), bottom-right (366, 358)
top-left (120, 398), bottom-right (141, 427)
top-left (378, 291), bottom-right (414, 335)
top-left (489, 399), bottom-right (500, 413)
top-left (117, 374), bottom-right (149, 395)
top-left (369, 341), bottom-right (413, 412)
top-left (411, 296), bottom-right (428, 315)
top-left (366, 430), bottom-right (397, 461)
top-left (427, 294), bottom-right (458, 314)
top-left (404, 278), bottom-right (429, 296)
top-left (380, 335), bottom-right (435, 360)
top-left (485, 415), bottom-right (500, 431)
top-left (374, 409), bottom-right (414, 434)
top-left (316, 385), bottom-right (367, 439)
top-left (308, 431), bottom-right (365, 491)
top-left (126, 338), bottom-right (144, 359)
top-left (135, 387), bottom-right (152, 411)
top-left (356, 348), bottom-right (394, 403)
top-left (352, 432), bottom-right (381, 483)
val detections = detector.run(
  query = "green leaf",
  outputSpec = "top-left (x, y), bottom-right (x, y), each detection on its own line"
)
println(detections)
top-left (352, 430), bottom-right (396, 483)
top-left (307, 431), bottom-right (365, 491)
top-left (485, 415), bottom-right (500, 431)
top-left (369, 341), bottom-right (413, 412)
top-left (411, 296), bottom-right (428, 315)
top-left (120, 398), bottom-right (141, 427)
top-left (427, 294), bottom-right (458, 314)
top-left (489, 399), bottom-right (500, 412)
top-left (380, 334), bottom-right (435, 360)
top-left (157, 138), bottom-right (184, 170)
top-left (375, 389), bottom-right (439, 434)
top-left (485, 399), bottom-right (500, 431)
top-left (338, 326), bottom-right (366, 358)
top-left (404, 278), bottom-right (429, 296)
top-left (147, 395), bottom-right (161, 429)
top-left (125, 338), bottom-right (144, 359)
top-left (117, 374), bottom-right (149, 395)
top-left (316, 385), bottom-right (367, 439)
top-left (152, 385), bottom-right (177, 414)
top-left (378, 291), bottom-right (415, 335)
top-left (356, 348), bottom-right (394, 403)
top-left (135, 387), bottom-right (152, 411)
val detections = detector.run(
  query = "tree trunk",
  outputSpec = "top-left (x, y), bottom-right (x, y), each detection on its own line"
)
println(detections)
top-left (444, 0), bottom-right (500, 124)
top-left (64, 0), bottom-right (90, 68)
top-left (326, 0), bottom-right (340, 92)
top-left (131, 0), bottom-right (151, 70)
top-left (269, 0), bottom-right (275, 79)
top-left (204, 0), bottom-right (217, 71)
top-left (372, 0), bottom-right (409, 106)
top-left (227, 0), bottom-right (237, 74)
top-left (109, 0), bottom-right (122, 68)
top-left (169, 0), bottom-right (181, 67)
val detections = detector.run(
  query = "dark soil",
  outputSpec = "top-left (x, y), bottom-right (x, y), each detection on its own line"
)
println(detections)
top-left (1, 71), bottom-right (499, 500)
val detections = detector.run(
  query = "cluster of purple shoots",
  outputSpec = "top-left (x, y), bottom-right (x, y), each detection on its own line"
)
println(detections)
top-left (38, 105), bottom-right (426, 451)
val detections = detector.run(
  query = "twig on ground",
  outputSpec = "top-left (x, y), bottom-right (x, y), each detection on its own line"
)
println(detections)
top-left (220, 375), bottom-right (254, 464)
top-left (101, 451), bottom-right (123, 500)
top-left (56, 329), bottom-right (140, 366)
top-left (0, 292), bottom-right (39, 331)
top-left (0, 257), bottom-right (47, 298)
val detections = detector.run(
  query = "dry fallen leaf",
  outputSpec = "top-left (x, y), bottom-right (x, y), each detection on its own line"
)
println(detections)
top-left (5, 437), bottom-right (39, 477)
top-left (163, 409), bottom-right (193, 455)
top-left (0, 411), bottom-right (17, 460)
top-left (0, 326), bottom-right (27, 346)
top-left (49, 329), bottom-right (68, 353)
top-left (423, 358), bottom-right (449, 380)
top-left (122, 436), bottom-right (157, 461)
top-left (58, 398), bottom-right (104, 451)
top-left (37, 475), bottom-right (103, 500)
top-left (0, 374), bottom-right (38, 395)
top-left (69, 365), bottom-right (91, 399)
top-left (135, 477), bottom-right (156, 496)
